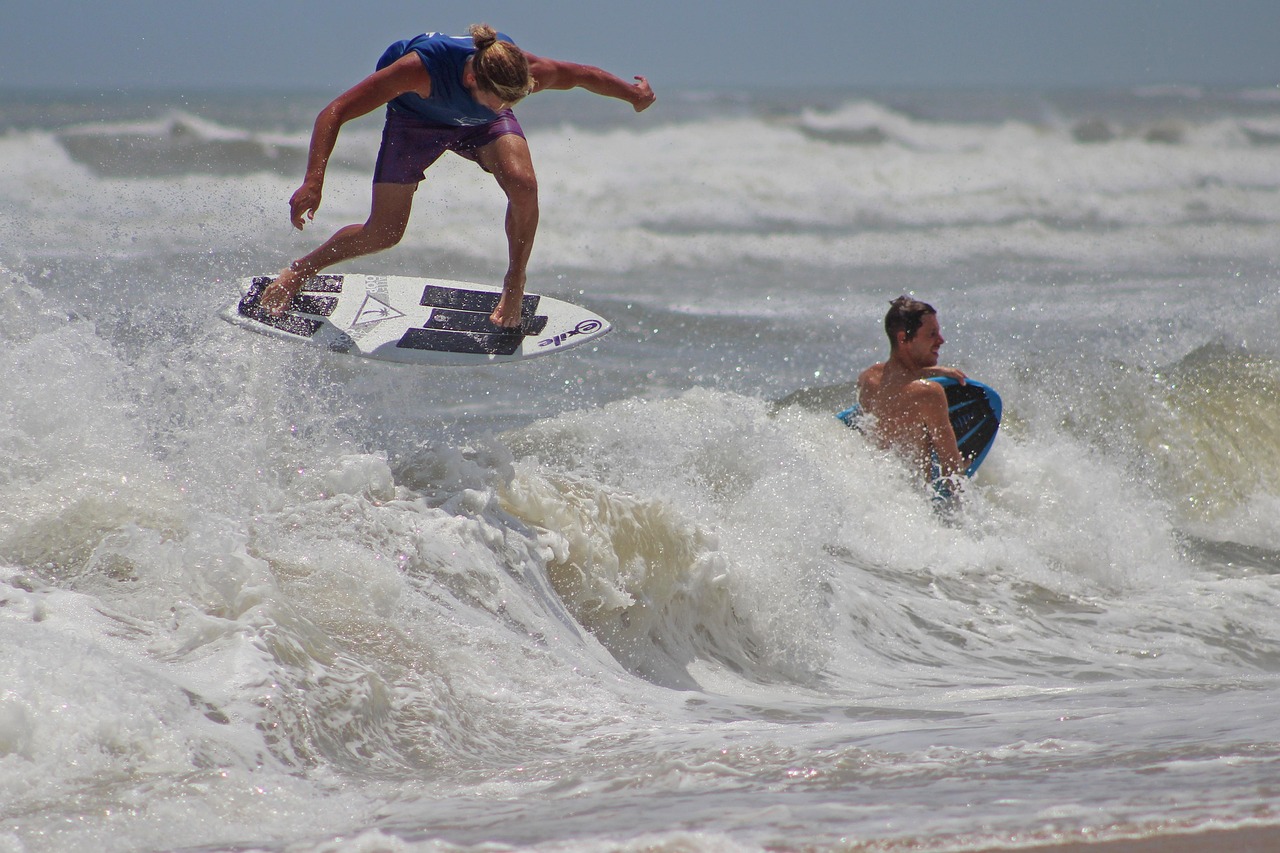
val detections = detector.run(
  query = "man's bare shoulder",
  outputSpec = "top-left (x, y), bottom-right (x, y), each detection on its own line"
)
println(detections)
top-left (904, 377), bottom-right (948, 404)
top-left (857, 362), bottom-right (885, 384)
top-left (909, 375), bottom-right (944, 391)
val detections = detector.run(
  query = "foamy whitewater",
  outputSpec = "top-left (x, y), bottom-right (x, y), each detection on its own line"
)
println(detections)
top-left (3, 83), bottom-right (1280, 852)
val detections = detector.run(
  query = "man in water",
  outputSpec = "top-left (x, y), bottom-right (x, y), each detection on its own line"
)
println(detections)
top-left (259, 24), bottom-right (655, 327)
top-left (856, 296), bottom-right (966, 485)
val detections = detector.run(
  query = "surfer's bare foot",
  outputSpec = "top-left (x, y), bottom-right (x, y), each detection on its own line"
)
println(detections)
top-left (490, 287), bottom-right (525, 329)
top-left (260, 266), bottom-right (305, 316)
top-left (490, 269), bottom-right (527, 328)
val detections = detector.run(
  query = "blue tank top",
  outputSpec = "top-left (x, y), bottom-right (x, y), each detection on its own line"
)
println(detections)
top-left (376, 32), bottom-right (516, 126)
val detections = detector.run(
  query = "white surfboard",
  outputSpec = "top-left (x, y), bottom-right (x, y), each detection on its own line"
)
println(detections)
top-left (218, 273), bottom-right (611, 366)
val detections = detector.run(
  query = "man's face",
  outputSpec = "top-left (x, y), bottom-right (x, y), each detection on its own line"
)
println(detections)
top-left (903, 313), bottom-right (944, 368)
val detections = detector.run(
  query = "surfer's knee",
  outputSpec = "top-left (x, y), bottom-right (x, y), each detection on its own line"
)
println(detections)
top-left (361, 218), bottom-right (409, 252)
top-left (492, 155), bottom-right (538, 203)
top-left (364, 183), bottom-right (416, 250)
top-left (372, 228), bottom-right (406, 252)
top-left (501, 177), bottom-right (538, 215)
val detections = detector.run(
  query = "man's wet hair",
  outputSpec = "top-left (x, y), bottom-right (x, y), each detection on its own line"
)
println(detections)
top-left (470, 23), bottom-right (534, 105)
top-left (884, 295), bottom-right (936, 344)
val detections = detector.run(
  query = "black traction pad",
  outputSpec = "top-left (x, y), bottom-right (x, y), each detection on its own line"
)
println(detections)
top-left (236, 275), bottom-right (344, 337)
top-left (397, 327), bottom-right (526, 356)
top-left (420, 284), bottom-right (540, 318)
top-left (424, 308), bottom-right (548, 336)
top-left (408, 284), bottom-right (547, 354)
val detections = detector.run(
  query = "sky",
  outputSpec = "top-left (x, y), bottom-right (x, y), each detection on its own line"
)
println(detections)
top-left (4, 0), bottom-right (1280, 93)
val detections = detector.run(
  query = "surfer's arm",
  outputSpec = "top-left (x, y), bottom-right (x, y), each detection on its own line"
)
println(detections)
top-left (524, 55), bottom-right (655, 112)
top-left (289, 56), bottom-right (432, 229)
top-left (920, 382), bottom-right (964, 480)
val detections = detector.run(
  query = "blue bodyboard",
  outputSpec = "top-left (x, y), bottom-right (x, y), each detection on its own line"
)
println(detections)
top-left (836, 377), bottom-right (1002, 478)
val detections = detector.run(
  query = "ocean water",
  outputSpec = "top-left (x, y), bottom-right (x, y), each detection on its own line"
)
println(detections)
top-left (3, 83), bottom-right (1280, 852)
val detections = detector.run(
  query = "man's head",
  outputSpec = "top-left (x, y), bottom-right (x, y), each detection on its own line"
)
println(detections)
top-left (884, 295), bottom-right (944, 367)
top-left (884, 296), bottom-right (935, 343)
top-left (469, 24), bottom-right (534, 107)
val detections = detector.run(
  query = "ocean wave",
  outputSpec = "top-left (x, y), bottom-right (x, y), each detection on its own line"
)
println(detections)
top-left (1142, 344), bottom-right (1280, 525)
top-left (54, 110), bottom-right (309, 178)
top-left (2, 94), bottom-right (1278, 277)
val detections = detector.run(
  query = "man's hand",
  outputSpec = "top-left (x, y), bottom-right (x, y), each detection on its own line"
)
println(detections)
top-left (259, 266), bottom-right (305, 317)
top-left (924, 365), bottom-right (967, 384)
top-left (630, 76), bottom-right (656, 112)
top-left (289, 180), bottom-right (323, 230)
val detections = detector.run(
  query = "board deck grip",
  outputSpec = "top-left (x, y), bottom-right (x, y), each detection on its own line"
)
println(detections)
top-left (419, 285), bottom-right (540, 318)
top-left (426, 308), bottom-right (548, 336)
top-left (248, 274), bottom-right (344, 293)
top-left (237, 300), bottom-right (324, 337)
top-left (290, 294), bottom-right (339, 316)
top-left (396, 327), bottom-right (524, 356)
top-left (299, 274), bottom-right (344, 293)
top-left (243, 276), bottom-right (340, 317)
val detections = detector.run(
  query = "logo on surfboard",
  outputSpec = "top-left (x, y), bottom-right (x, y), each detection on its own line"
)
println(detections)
top-left (538, 318), bottom-right (603, 349)
top-left (353, 294), bottom-right (405, 326)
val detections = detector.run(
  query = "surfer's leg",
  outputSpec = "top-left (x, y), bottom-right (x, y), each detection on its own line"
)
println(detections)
top-left (261, 182), bottom-right (417, 316)
top-left (475, 134), bottom-right (539, 328)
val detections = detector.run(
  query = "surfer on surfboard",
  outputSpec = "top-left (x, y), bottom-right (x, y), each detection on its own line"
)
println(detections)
top-left (856, 296), bottom-right (968, 486)
top-left (259, 24), bottom-right (655, 327)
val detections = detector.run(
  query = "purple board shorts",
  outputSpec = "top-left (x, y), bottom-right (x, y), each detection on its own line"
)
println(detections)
top-left (372, 109), bottom-right (526, 184)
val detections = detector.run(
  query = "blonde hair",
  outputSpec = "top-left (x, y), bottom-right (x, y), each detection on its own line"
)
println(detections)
top-left (469, 23), bottom-right (534, 104)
